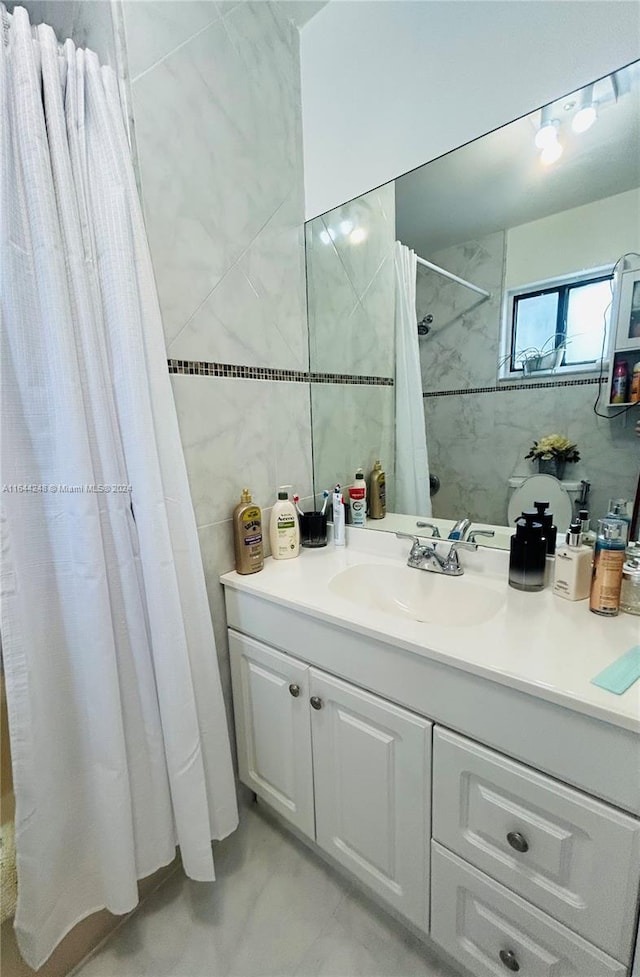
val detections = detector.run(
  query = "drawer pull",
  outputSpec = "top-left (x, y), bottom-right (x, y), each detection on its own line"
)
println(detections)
top-left (506, 831), bottom-right (529, 854)
top-left (289, 684), bottom-right (300, 697)
top-left (499, 949), bottom-right (520, 972)
top-left (310, 696), bottom-right (323, 710)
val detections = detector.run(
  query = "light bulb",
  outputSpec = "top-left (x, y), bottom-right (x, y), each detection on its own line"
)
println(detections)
top-left (339, 220), bottom-right (354, 236)
top-left (572, 105), bottom-right (596, 133)
top-left (349, 227), bottom-right (367, 244)
top-left (534, 121), bottom-right (559, 149)
top-left (319, 230), bottom-right (331, 245)
top-left (540, 141), bottom-right (563, 165)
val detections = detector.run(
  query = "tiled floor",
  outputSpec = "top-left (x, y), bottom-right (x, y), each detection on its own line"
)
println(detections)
top-left (73, 802), bottom-right (461, 977)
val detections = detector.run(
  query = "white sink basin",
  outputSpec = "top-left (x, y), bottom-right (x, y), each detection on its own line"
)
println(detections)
top-left (329, 563), bottom-right (505, 628)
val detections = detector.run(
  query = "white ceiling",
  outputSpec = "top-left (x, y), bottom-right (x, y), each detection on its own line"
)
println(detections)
top-left (396, 62), bottom-right (640, 258)
top-left (280, 1), bottom-right (329, 29)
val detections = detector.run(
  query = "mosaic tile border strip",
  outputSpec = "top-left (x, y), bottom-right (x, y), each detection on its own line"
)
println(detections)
top-left (167, 359), bottom-right (394, 386)
top-left (423, 376), bottom-right (607, 399)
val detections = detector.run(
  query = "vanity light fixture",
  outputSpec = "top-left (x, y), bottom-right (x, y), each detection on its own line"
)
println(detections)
top-left (534, 104), bottom-right (560, 149)
top-left (572, 85), bottom-right (597, 133)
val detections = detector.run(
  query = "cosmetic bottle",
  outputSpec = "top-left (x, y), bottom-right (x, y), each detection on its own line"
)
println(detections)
top-left (269, 486), bottom-right (300, 560)
top-left (349, 468), bottom-right (367, 527)
top-left (369, 460), bottom-right (386, 519)
top-left (233, 488), bottom-right (264, 575)
top-left (589, 518), bottom-right (626, 616)
top-left (607, 499), bottom-right (631, 541)
top-left (578, 509), bottom-right (597, 550)
top-left (553, 521), bottom-right (591, 601)
top-left (620, 559), bottom-right (640, 616)
top-left (611, 360), bottom-right (629, 404)
top-left (509, 512), bottom-right (546, 592)
top-left (534, 500), bottom-right (557, 585)
top-left (534, 501), bottom-right (557, 554)
top-left (332, 485), bottom-right (346, 546)
top-left (631, 362), bottom-right (640, 403)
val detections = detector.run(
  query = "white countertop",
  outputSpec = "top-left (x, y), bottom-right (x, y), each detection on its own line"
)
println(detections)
top-left (220, 528), bottom-right (640, 734)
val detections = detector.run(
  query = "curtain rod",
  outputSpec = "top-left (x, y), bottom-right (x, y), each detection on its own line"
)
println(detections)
top-left (415, 254), bottom-right (490, 299)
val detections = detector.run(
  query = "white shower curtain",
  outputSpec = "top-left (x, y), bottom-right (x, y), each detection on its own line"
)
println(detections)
top-left (0, 6), bottom-right (237, 968)
top-left (394, 243), bottom-right (432, 517)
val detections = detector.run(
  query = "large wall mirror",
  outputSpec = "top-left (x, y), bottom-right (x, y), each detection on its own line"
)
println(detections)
top-left (306, 61), bottom-right (640, 548)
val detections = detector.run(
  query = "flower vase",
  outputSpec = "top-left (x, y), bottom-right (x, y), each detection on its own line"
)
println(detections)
top-left (538, 458), bottom-right (566, 480)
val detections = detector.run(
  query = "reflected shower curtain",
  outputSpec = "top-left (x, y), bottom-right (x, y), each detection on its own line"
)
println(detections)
top-left (0, 6), bottom-right (237, 968)
top-left (394, 243), bottom-right (432, 516)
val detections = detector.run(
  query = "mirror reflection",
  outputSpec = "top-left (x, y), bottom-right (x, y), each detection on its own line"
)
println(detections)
top-left (306, 62), bottom-right (640, 548)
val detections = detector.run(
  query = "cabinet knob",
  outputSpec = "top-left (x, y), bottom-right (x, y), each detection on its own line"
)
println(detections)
top-left (506, 831), bottom-right (529, 853)
top-left (499, 949), bottom-right (520, 972)
top-left (289, 684), bottom-right (300, 698)
top-left (310, 696), bottom-right (323, 710)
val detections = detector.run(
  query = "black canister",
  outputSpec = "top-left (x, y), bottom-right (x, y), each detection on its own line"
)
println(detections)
top-left (509, 512), bottom-right (546, 591)
top-left (534, 501), bottom-right (557, 555)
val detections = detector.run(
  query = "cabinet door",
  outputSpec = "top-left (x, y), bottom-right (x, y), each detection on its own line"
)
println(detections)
top-left (309, 668), bottom-right (431, 931)
top-left (229, 631), bottom-right (314, 838)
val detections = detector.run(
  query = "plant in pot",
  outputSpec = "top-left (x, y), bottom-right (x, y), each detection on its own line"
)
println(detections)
top-left (498, 334), bottom-right (570, 376)
top-left (525, 434), bottom-right (580, 480)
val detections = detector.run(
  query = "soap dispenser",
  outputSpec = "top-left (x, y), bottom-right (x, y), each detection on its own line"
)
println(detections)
top-left (509, 511), bottom-right (546, 592)
top-left (553, 521), bottom-right (591, 600)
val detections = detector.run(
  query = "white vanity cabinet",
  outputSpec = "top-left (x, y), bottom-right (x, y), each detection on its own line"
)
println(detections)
top-left (229, 631), bottom-right (432, 930)
top-left (223, 576), bottom-right (640, 977)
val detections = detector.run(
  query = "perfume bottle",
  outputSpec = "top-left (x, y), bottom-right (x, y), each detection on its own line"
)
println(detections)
top-left (589, 518), bottom-right (626, 616)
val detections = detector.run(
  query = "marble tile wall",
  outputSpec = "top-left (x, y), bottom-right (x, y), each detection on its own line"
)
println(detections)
top-left (122, 0), bottom-right (313, 751)
top-left (311, 384), bottom-right (395, 513)
top-left (306, 183), bottom-right (396, 500)
top-left (306, 183), bottom-right (396, 378)
top-left (420, 232), bottom-right (639, 526)
top-left (7, 0), bottom-right (118, 64)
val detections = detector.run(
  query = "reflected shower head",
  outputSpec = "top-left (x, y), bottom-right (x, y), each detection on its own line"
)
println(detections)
top-left (418, 314), bottom-right (433, 336)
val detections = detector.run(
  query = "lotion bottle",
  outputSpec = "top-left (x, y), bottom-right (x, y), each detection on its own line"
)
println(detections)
top-left (269, 486), bottom-right (300, 560)
top-left (233, 488), bottom-right (264, 575)
top-left (349, 468), bottom-right (367, 526)
top-left (333, 485), bottom-right (346, 546)
top-left (369, 460), bottom-right (386, 519)
top-left (553, 521), bottom-right (591, 601)
top-left (589, 517), bottom-right (626, 616)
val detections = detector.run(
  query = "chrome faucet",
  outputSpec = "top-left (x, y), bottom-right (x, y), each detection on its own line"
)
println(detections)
top-left (448, 518), bottom-right (472, 541)
top-left (396, 533), bottom-right (477, 577)
top-left (416, 521), bottom-right (441, 538)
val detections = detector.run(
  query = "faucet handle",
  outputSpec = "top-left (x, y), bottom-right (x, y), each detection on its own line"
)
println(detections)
top-left (449, 539), bottom-right (478, 553)
top-left (467, 529), bottom-right (495, 544)
top-left (396, 532), bottom-right (419, 543)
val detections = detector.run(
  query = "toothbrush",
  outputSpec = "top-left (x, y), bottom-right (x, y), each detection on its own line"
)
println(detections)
top-left (320, 489), bottom-right (329, 515)
top-left (293, 494), bottom-right (304, 516)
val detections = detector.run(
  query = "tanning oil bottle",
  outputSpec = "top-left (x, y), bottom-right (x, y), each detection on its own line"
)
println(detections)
top-left (233, 488), bottom-right (264, 574)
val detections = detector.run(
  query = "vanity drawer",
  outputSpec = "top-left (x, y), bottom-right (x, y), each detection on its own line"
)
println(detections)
top-left (431, 843), bottom-right (626, 977)
top-left (432, 726), bottom-right (640, 962)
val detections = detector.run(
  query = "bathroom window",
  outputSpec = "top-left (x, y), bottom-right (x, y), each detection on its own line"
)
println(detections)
top-left (502, 268), bottom-right (613, 378)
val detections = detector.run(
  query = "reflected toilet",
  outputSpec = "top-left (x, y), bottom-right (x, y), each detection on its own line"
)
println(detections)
top-left (507, 474), bottom-right (583, 534)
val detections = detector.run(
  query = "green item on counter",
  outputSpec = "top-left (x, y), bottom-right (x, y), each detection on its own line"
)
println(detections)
top-left (591, 646), bottom-right (640, 695)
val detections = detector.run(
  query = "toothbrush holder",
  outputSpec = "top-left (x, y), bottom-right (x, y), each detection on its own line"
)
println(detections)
top-left (300, 511), bottom-right (328, 548)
